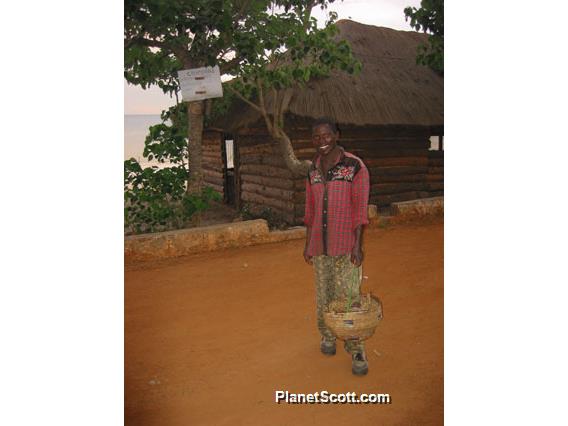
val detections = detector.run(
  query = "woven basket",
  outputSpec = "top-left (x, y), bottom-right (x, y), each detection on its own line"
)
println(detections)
top-left (323, 294), bottom-right (383, 341)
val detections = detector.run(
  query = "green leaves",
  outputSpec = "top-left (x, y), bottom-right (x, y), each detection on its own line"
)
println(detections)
top-left (404, 0), bottom-right (444, 73)
top-left (141, 103), bottom-right (188, 167)
top-left (124, 157), bottom-right (221, 234)
top-left (230, 3), bottom-right (361, 96)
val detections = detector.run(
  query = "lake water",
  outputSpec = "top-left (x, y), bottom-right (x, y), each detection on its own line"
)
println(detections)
top-left (124, 114), bottom-right (163, 168)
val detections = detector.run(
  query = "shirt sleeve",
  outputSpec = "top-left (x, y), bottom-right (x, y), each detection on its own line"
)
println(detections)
top-left (351, 160), bottom-right (370, 229)
top-left (303, 177), bottom-right (314, 227)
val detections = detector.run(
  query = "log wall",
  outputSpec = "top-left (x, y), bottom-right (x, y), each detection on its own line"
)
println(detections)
top-left (236, 131), bottom-right (304, 224)
top-left (202, 131), bottom-right (224, 195)
top-left (287, 124), bottom-right (442, 217)
top-left (232, 123), bottom-right (444, 225)
top-left (426, 150), bottom-right (444, 197)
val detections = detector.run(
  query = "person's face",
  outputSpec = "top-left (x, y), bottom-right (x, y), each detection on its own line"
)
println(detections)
top-left (312, 124), bottom-right (338, 156)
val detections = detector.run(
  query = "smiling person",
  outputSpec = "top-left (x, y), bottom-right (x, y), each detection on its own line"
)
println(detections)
top-left (303, 117), bottom-right (371, 376)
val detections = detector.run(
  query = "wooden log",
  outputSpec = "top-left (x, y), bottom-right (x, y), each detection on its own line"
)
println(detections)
top-left (202, 147), bottom-right (222, 156)
top-left (425, 182), bottom-right (444, 191)
top-left (371, 174), bottom-right (428, 184)
top-left (203, 175), bottom-right (225, 186)
top-left (240, 192), bottom-right (295, 212)
top-left (202, 153), bottom-right (222, 163)
top-left (202, 146), bottom-right (222, 155)
top-left (203, 182), bottom-right (223, 194)
top-left (425, 174), bottom-right (443, 182)
top-left (296, 153), bottom-right (316, 161)
top-left (202, 162), bottom-right (223, 169)
top-left (343, 139), bottom-right (431, 149)
top-left (371, 182), bottom-right (427, 195)
top-left (240, 174), bottom-right (295, 190)
top-left (239, 144), bottom-right (277, 155)
top-left (356, 149), bottom-right (431, 159)
top-left (293, 147), bottom-right (317, 156)
top-left (370, 191), bottom-right (420, 207)
top-left (428, 158), bottom-right (444, 167)
top-left (240, 164), bottom-right (293, 179)
top-left (293, 190), bottom-right (306, 204)
top-left (202, 169), bottom-right (224, 180)
top-left (370, 166), bottom-right (429, 176)
top-left (239, 154), bottom-right (287, 168)
top-left (428, 150), bottom-right (444, 159)
top-left (292, 145), bottom-right (426, 160)
top-left (294, 178), bottom-right (307, 190)
top-left (287, 126), bottom-right (432, 140)
top-left (428, 166), bottom-right (444, 175)
top-left (203, 177), bottom-right (224, 186)
top-left (202, 145), bottom-right (221, 153)
top-left (204, 140), bottom-right (221, 147)
top-left (241, 202), bottom-right (295, 224)
top-left (202, 136), bottom-right (221, 144)
top-left (291, 138), bottom-right (431, 151)
top-left (241, 182), bottom-right (295, 201)
top-left (202, 161), bottom-right (223, 170)
top-left (237, 135), bottom-right (273, 146)
top-left (364, 157), bottom-right (429, 168)
top-left (236, 127), bottom-right (271, 136)
top-left (202, 164), bottom-right (223, 174)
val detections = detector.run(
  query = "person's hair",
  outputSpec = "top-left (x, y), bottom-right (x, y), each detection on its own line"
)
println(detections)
top-left (312, 117), bottom-right (339, 134)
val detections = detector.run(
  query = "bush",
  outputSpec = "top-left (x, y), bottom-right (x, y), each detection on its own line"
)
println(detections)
top-left (239, 204), bottom-right (288, 230)
top-left (124, 159), bottom-right (221, 234)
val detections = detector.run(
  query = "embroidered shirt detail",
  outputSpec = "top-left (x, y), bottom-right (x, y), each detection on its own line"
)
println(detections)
top-left (332, 165), bottom-right (356, 181)
top-left (309, 169), bottom-right (323, 184)
top-left (308, 157), bottom-right (361, 185)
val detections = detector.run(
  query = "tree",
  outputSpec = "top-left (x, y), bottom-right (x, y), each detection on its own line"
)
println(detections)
top-left (404, 0), bottom-right (443, 73)
top-left (125, 0), bottom-right (262, 193)
top-left (226, 2), bottom-right (361, 176)
top-left (125, 0), bottom-right (359, 191)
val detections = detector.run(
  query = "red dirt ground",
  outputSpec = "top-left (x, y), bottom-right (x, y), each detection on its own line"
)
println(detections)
top-left (125, 222), bottom-right (443, 425)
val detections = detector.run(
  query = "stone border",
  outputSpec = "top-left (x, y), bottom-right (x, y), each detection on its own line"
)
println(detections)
top-left (124, 201), bottom-right (442, 262)
top-left (127, 219), bottom-right (267, 261)
top-left (391, 196), bottom-right (444, 219)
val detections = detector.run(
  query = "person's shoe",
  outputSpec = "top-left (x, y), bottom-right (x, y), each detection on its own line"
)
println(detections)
top-left (352, 351), bottom-right (368, 376)
top-left (320, 339), bottom-right (336, 356)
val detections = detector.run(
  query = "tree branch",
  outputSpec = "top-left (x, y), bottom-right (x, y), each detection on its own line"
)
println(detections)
top-left (124, 36), bottom-right (166, 50)
top-left (256, 80), bottom-right (273, 134)
top-left (219, 56), bottom-right (241, 74)
top-left (272, 87), bottom-right (279, 132)
top-left (279, 89), bottom-right (292, 128)
top-left (304, 1), bottom-right (317, 28)
top-left (226, 85), bottom-right (264, 114)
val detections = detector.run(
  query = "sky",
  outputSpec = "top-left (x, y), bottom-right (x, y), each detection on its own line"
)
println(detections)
top-left (124, 0), bottom-right (422, 115)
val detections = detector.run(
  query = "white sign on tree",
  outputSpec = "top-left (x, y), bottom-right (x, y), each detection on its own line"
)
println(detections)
top-left (177, 65), bottom-right (223, 102)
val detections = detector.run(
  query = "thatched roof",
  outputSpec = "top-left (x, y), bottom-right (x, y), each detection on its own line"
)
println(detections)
top-left (220, 20), bottom-right (443, 131)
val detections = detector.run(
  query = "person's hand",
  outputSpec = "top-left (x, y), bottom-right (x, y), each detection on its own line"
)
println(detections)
top-left (303, 248), bottom-right (313, 265)
top-left (351, 246), bottom-right (363, 266)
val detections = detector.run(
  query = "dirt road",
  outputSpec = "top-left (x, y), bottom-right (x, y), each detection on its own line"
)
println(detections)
top-left (125, 222), bottom-right (443, 425)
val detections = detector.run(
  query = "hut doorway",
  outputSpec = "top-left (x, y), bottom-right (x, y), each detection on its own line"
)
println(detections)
top-left (222, 135), bottom-right (236, 205)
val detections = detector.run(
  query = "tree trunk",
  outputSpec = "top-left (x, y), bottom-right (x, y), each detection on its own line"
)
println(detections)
top-left (272, 128), bottom-right (310, 177)
top-left (187, 100), bottom-right (204, 194)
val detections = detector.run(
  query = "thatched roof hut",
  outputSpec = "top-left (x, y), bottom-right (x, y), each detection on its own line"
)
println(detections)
top-left (220, 19), bottom-right (443, 132)
top-left (203, 20), bottom-right (444, 224)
